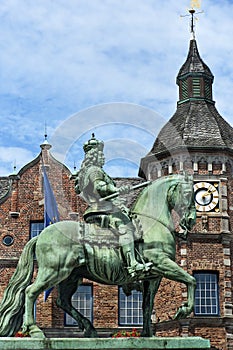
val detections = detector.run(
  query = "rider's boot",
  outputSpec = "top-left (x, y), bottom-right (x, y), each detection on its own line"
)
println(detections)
top-left (122, 244), bottom-right (152, 278)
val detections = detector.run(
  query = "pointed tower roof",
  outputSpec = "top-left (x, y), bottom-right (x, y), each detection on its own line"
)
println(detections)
top-left (139, 37), bottom-right (233, 178)
top-left (177, 39), bottom-right (214, 81)
top-left (176, 38), bottom-right (215, 105)
top-left (154, 38), bottom-right (233, 151)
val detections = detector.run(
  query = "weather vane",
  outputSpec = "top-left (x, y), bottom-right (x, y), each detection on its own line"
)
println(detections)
top-left (180, 0), bottom-right (203, 39)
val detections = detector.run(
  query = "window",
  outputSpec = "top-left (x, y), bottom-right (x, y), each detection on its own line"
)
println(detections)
top-left (2, 235), bottom-right (14, 246)
top-left (119, 287), bottom-right (143, 326)
top-left (194, 272), bottom-right (219, 316)
top-left (181, 79), bottom-right (188, 100)
top-left (30, 221), bottom-right (44, 239)
top-left (205, 81), bottom-right (212, 100)
top-left (192, 78), bottom-right (200, 97)
top-left (65, 285), bottom-right (93, 326)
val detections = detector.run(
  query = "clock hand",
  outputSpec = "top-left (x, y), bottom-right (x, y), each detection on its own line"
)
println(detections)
top-left (202, 187), bottom-right (215, 197)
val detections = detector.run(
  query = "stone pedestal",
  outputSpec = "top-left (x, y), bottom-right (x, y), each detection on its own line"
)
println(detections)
top-left (0, 336), bottom-right (210, 350)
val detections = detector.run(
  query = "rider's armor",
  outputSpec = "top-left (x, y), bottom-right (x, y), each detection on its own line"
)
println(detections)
top-left (76, 134), bottom-right (152, 278)
top-left (81, 166), bottom-right (115, 218)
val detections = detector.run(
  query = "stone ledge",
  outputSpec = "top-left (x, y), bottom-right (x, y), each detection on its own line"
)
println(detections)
top-left (0, 337), bottom-right (210, 350)
top-left (154, 316), bottom-right (233, 332)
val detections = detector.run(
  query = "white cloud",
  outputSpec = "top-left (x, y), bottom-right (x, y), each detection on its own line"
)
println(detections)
top-left (0, 0), bottom-right (233, 176)
top-left (0, 147), bottom-right (36, 176)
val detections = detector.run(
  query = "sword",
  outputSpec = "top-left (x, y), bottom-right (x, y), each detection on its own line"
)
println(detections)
top-left (99, 181), bottom-right (151, 202)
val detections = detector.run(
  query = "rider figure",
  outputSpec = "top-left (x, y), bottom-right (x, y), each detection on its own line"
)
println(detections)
top-left (75, 134), bottom-right (151, 278)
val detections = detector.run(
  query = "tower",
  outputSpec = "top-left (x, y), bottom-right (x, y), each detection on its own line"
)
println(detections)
top-left (139, 10), bottom-right (233, 349)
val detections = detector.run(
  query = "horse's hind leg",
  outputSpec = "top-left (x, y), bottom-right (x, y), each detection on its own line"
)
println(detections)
top-left (23, 267), bottom-right (71, 338)
top-left (57, 274), bottom-right (98, 338)
top-left (23, 278), bottom-right (48, 338)
top-left (141, 278), bottom-right (161, 337)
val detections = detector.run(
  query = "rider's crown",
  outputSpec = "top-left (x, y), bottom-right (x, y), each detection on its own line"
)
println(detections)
top-left (83, 133), bottom-right (104, 153)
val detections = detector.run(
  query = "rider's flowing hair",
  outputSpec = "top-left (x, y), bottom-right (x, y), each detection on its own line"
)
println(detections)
top-left (75, 148), bottom-right (102, 194)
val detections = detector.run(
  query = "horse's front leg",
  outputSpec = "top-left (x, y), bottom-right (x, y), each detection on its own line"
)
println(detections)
top-left (174, 273), bottom-right (196, 320)
top-left (57, 277), bottom-right (98, 338)
top-left (157, 257), bottom-right (196, 319)
top-left (141, 278), bottom-right (161, 337)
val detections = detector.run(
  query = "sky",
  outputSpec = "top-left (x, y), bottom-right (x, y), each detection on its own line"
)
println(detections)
top-left (0, 0), bottom-right (233, 177)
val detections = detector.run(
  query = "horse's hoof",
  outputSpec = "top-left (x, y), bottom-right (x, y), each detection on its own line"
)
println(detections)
top-left (30, 330), bottom-right (45, 338)
top-left (84, 329), bottom-right (98, 338)
top-left (140, 331), bottom-right (153, 337)
top-left (174, 307), bottom-right (187, 320)
top-left (29, 325), bottom-right (46, 338)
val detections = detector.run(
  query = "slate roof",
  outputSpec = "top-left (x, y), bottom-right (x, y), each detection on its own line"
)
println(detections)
top-left (148, 39), bottom-right (233, 156)
top-left (177, 39), bottom-right (214, 80)
top-left (149, 100), bottom-right (233, 156)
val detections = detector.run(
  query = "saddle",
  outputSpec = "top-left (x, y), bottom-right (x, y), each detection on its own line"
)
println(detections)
top-left (83, 213), bottom-right (143, 247)
top-left (80, 217), bottom-right (120, 248)
top-left (81, 215), bottom-right (148, 283)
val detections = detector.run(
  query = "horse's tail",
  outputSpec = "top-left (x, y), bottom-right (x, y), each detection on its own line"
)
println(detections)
top-left (0, 236), bottom-right (38, 336)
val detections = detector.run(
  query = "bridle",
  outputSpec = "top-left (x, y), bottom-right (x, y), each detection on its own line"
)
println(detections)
top-left (131, 180), bottom-right (194, 236)
top-left (130, 211), bottom-right (175, 234)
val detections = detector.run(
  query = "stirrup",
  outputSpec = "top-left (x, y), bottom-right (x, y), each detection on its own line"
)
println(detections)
top-left (127, 262), bottom-right (152, 277)
top-left (143, 261), bottom-right (153, 271)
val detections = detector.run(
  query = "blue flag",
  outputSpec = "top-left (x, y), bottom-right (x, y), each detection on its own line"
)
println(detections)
top-left (43, 166), bottom-right (60, 227)
top-left (42, 165), bottom-right (60, 301)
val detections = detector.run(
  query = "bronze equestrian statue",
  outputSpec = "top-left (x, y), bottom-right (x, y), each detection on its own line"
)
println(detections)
top-left (0, 136), bottom-right (196, 338)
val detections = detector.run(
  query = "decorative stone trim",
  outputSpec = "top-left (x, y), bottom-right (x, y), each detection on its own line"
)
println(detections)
top-left (9, 211), bottom-right (20, 218)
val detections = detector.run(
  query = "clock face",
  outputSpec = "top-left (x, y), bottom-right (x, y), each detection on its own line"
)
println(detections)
top-left (193, 182), bottom-right (219, 212)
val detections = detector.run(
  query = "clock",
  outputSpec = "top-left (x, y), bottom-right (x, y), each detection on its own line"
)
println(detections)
top-left (193, 182), bottom-right (219, 212)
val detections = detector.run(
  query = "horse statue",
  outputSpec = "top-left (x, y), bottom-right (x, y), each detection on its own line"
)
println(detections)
top-left (0, 173), bottom-right (196, 338)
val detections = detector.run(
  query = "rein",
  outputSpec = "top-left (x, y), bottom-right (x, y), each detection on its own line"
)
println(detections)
top-left (131, 176), bottom-right (194, 238)
top-left (131, 211), bottom-right (175, 234)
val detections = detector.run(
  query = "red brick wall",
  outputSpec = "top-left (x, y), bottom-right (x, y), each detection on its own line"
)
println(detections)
top-left (194, 327), bottom-right (226, 350)
top-left (0, 147), bottom-right (233, 350)
top-left (0, 148), bottom-right (80, 329)
top-left (93, 283), bottom-right (118, 328)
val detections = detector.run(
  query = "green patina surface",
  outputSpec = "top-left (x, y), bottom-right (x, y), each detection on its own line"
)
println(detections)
top-left (0, 171), bottom-right (197, 338)
top-left (0, 136), bottom-right (199, 340)
top-left (0, 337), bottom-right (210, 350)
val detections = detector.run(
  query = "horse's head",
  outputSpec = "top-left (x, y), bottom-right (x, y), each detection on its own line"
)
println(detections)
top-left (167, 173), bottom-right (196, 237)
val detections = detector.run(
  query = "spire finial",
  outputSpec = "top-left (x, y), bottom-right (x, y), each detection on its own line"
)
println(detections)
top-left (44, 121), bottom-right (48, 141)
top-left (180, 1), bottom-right (203, 40)
top-left (13, 160), bottom-right (17, 174)
top-left (40, 122), bottom-right (52, 150)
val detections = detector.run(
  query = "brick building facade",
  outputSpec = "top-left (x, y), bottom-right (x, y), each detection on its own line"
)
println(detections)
top-left (0, 140), bottom-right (144, 335)
top-left (139, 37), bottom-right (233, 350)
top-left (0, 35), bottom-right (233, 350)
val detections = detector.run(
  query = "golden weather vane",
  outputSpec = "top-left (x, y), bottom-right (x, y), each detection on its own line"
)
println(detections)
top-left (180, 0), bottom-right (203, 39)
top-left (190, 0), bottom-right (201, 9)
